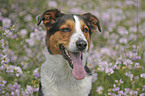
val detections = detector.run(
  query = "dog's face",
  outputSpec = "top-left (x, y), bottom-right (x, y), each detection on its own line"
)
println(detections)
top-left (38, 9), bottom-right (101, 80)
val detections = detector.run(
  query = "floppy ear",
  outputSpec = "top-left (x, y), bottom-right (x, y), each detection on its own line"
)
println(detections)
top-left (37, 9), bottom-right (64, 29)
top-left (82, 13), bottom-right (101, 32)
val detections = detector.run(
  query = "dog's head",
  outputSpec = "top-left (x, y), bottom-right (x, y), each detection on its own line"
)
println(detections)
top-left (37, 9), bottom-right (101, 80)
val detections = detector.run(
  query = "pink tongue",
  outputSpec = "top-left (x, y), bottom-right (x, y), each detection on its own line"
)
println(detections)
top-left (69, 52), bottom-right (86, 80)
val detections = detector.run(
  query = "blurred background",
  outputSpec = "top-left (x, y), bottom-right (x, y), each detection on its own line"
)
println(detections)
top-left (0, 0), bottom-right (145, 96)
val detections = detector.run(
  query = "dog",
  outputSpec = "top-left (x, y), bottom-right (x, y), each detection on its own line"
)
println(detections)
top-left (37, 9), bottom-right (101, 96)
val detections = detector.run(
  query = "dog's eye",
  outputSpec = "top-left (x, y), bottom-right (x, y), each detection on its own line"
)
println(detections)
top-left (60, 28), bottom-right (71, 32)
top-left (83, 27), bottom-right (89, 33)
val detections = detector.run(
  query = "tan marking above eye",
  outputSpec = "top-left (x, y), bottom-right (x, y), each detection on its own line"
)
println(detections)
top-left (80, 20), bottom-right (89, 32)
top-left (60, 25), bottom-right (69, 29)
top-left (60, 25), bottom-right (71, 32)
top-left (59, 20), bottom-right (75, 33)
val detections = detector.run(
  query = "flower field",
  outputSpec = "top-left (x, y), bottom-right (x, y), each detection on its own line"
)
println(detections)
top-left (0, 0), bottom-right (145, 96)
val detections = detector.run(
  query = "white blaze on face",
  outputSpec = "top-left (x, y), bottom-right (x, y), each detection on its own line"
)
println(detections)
top-left (67, 15), bottom-right (88, 52)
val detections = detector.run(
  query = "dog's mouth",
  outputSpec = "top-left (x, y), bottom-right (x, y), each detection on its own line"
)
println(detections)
top-left (59, 44), bottom-right (86, 80)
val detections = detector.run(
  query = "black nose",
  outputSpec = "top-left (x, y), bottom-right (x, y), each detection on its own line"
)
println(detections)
top-left (76, 40), bottom-right (87, 51)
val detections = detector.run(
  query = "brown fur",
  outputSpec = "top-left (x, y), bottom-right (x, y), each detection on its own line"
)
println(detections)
top-left (47, 20), bottom-right (75, 54)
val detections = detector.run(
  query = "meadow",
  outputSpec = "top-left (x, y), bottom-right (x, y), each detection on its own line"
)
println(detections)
top-left (0, 0), bottom-right (145, 96)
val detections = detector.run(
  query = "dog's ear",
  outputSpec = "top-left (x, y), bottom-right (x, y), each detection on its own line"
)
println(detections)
top-left (82, 13), bottom-right (101, 32)
top-left (37, 9), bottom-right (64, 28)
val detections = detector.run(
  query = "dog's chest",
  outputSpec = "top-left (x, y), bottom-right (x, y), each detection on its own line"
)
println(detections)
top-left (42, 75), bottom-right (92, 96)
top-left (56, 76), bottom-right (92, 96)
top-left (40, 53), bottom-right (92, 96)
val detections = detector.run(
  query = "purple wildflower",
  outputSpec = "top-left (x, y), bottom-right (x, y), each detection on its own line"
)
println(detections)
top-left (133, 63), bottom-right (140, 69)
top-left (119, 79), bottom-right (124, 84)
top-left (105, 68), bottom-right (114, 75)
top-left (48, 1), bottom-right (57, 8)
top-left (124, 88), bottom-right (131, 95)
top-left (33, 73), bottom-right (40, 78)
top-left (136, 56), bottom-right (141, 60)
top-left (33, 87), bottom-right (39, 92)
top-left (115, 80), bottom-right (118, 83)
top-left (22, 91), bottom-right (29, 96)
top-left (6, 65), bottom-right (15, 73)
top-left (140, 73), bottom-right (145, 78)
top-left (24, 14), bottom-right (32, 22)
top-left (142, 85), bottom-right (145, 91)
top-left (20, 29), bottom-right (27, 38)
top-left (112, 87), bottom-right (120, 92)
top-left (117, 26), bottom-right (128, 35)
top-left (134, 76), bottom-right (139, 80)
top-left (118, 91), bottom-right (124, 95)
top-left (25, 85), bottom-right (33, 94)
top-left (2, 18), bottom-right (11, 28)
top-left (129, 26), bottom-right (137, 33)
top-left (140, 93), bottom-right (145, 96)
top-left (13, 82), bottom-right (21, 90)
top-left (33, 68), bottom-right (40, 78)
top-left (123, 59), bottom-right (133, 66)
top-left (96, 86), bottom-right (103, 94)
top-left (125, 71), bottom-right (134, 81)
top-left (119, 38), bottom-right (127, 44)
top-left (70, 8), bottom-right (83, 14)
top-left (15, 66), bottom-right (23, 77)
top-left (0, 76), bottom-right (7, 88)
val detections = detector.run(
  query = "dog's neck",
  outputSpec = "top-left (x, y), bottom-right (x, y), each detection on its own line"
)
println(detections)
top-left (44, 49), bottom-right (70, 71)
top-left (43, 47), bottom-right (88, 71)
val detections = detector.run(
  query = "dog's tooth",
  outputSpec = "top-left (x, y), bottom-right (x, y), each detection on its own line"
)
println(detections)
top-left (64, 49), bottom-right (67, 53)
top-left (65, 49), bottom-right (68, 55)
top-left (66, 50), bottom-right (68, 54)
top-left (67, 53), bottom-right (69, 56)
top-left (66, 51), bottom-right (69, 56)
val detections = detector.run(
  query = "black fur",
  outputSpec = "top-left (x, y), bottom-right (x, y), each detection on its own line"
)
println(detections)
top-left (88, 92), bottom-right (92, 96)
top-left (38, 82), bottom-right (44, 96)
top-left (85, 59), bottom-right (92, 96)
top-left (85, 65), bottom-right (92, 76)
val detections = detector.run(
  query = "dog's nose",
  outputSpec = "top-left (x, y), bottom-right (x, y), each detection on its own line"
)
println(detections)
top-left (76, 40), bottom-right (87, 51)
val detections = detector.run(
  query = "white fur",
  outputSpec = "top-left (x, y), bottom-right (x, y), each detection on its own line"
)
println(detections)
top-left (68, 15), bottom-right (88, 52)
top-left (41, 48), bottom-right (92, 96)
